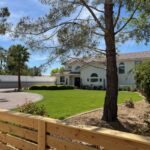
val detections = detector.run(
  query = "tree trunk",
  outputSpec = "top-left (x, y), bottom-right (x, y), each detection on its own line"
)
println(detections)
top-left (102, 0), bottom-right (118, 122)
top-left (18, 62), bottom-right (21, 91)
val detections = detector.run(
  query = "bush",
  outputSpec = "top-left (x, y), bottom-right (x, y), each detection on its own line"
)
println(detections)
top-left (17, 101), bottom-right (48, 116)
top-left (29, 85), bottom-right (74, 90)
top-left (135, 60), bottom-right (150, 103)
top-left (80, 85), bottom-right (104, 90)
top-left (119, 86), bottom-right (131, 91)
top-left (124, 99), bottom-right (134, 108)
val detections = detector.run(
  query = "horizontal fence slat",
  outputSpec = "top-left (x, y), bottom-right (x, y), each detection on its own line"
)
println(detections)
top-left (46, 135), bottom-right (97, 150)
top-left (0, 132), bottom-right (37, 150)
top-left (46, 122), bottom-right (150, 150)
top-left (0, 142), bottom-right (16, 150)
top-left (0, 109), bottom-right (38, 129)
top-left (0, 122), bottom-right (37, 142)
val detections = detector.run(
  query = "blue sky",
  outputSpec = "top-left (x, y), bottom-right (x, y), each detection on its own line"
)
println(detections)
top-left (0, 0), bottom-right (149, 75)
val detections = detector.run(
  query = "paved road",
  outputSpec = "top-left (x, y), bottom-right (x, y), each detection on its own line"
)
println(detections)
top-left (0, 89), bottom-right (43, 109)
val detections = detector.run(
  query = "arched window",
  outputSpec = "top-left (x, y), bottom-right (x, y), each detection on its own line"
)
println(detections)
top-left (119, 62), bottom-right (125, 74)
top-left (75, 66), bottom-right (81, 71)
top-left (90, 73), bottom-right (98, 82)
top-left (91, 73), bottom-right (98, 77)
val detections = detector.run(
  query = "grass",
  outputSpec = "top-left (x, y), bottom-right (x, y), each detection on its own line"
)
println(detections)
top-left (28, 90), bottom-right (143, 119)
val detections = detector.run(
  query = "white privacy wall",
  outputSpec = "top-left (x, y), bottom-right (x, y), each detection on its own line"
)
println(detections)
top-left (0, 75), bottom-right (56, 88)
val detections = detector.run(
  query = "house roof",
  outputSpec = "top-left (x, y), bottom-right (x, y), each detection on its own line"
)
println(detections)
top-left (66, 51), bottom-right (150, 64)
top-left (55, 72), bottom-right (80, 76)
top-left (117, 51), bottom-right (150, 61)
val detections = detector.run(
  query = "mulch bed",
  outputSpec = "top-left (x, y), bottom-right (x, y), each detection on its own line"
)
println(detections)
top-left (64, 101), bottom-right (150, 136)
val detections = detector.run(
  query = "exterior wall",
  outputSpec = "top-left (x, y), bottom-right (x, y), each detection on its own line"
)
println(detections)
top-left (69, 76), bottom-right (75, 86)
top-left (59, 58), bottom-right (147, 89)
top-left (80, 62), bottom-right (106, 88)
top-left (56, 75), bottom-right (63, 85)
top-left (56, 75), bottom-right (79, 86)
top-left (65, 62), bottom-right (82, 72)
top-left (117, 60), bottom-right (136, 89)
top-left (0, 75), bottom-right (56, 89)
top-left (56, 75), bottom-right (70, 86)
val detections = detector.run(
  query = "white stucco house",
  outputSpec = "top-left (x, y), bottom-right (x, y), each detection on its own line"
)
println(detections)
top-left (55, 51), bottom-right (150, 90)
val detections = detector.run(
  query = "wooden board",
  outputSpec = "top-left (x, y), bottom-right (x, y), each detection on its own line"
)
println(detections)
top-left (0, 109), bottom-right (38, 129)
top-left (46, 122), bottom-right (150, 150)
top-left (0, 122), bottom-right (37, 142)
top-left (46, 135), bottom-right (97, 150)
top-left (0, 142), bottom-right (16, 150)
top-left (0, 132), bottom-right (37, 150)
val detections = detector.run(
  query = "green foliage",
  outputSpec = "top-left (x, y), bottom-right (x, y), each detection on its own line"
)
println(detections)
top-left (22, 66), bottom-right (42, 76)
top-left (17, 101), bottom-right (48, 116)
top-left (0, 45), bottom-right (42, 76)
top-left (7, 44), bottom-right (30, 75)
top-left (0, 7), bottom-right (10, 34)
top-left (15, 0), bottom-right (150, 58)
top-left (135, 60), bottom-right (150, 103)
top-left (29, 85), bottom-right (74, 90)
top-left (51, 67), bottom-right (64, 75)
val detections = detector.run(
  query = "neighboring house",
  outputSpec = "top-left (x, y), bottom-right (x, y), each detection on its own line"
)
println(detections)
top-left (55, 51), bottom-right (150, 90)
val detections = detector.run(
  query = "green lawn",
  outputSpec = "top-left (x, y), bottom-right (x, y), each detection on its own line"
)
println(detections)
top-left (28, 90), bottom-right (143, 119)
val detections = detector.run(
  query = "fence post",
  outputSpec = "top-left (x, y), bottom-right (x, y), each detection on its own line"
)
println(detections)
top-left (38, 119), bottom-right (46, 150)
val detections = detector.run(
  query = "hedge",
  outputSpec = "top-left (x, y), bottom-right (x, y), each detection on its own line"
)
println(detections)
top-left (29, 85), bottom-right (74, 90)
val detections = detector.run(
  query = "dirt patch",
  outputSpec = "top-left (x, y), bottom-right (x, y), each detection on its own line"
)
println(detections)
top-left (64, 101), bottom-right (150, 136)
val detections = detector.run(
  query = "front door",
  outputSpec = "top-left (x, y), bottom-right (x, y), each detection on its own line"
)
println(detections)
top-left (74, 77), bottom-right (80, 87)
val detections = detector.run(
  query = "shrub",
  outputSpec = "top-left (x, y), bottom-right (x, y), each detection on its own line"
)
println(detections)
top-left (119, 86), bottom-right (132, 91)
top-left (29, 85), bottom-right (74, 90)
top-left (124, 99), bottom-right (134, 108)
top-left (135, 60), bottom-right (150, 103)
top-left (17, 101), bottom-right (48, 116)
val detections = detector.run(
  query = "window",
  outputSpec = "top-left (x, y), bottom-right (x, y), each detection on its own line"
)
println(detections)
top-left (90, 73), bottom-right (99, 82)
top-left (91, 73), bottom-right (98, 77)
top-left (87, 78), bottom-right (89, 82)
top-left (99, 78), bottom-right (102, 82)
top-left (91, 78), bottom-right (98, 82)
top-left (75, 66), bottom-right (81, 71)
top-left (119, 62), bottom-right (125, 74)
top-left (68, 66), bottom-right (72, 70)
top-left (60, 76), bottom-right (65, 82)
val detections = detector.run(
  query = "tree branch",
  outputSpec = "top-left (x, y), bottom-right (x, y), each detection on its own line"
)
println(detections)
top-left (115, 1), bottom-right (141, 35)
top-left (80, 0), bottom-right (105, 32)
top-left (113, 0), bottom-right (122, 27)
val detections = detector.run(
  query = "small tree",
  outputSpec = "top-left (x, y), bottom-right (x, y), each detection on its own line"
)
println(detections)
top-left (135, 60), bottom-right (150, 103)
top-left (7, 45), bottom-right (30, 91)
top-left (51, 67), bottom-right (64, 76)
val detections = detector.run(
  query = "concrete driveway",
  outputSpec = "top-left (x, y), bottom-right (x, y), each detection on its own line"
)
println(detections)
top-left (0, 89), bottom-right (43, 109)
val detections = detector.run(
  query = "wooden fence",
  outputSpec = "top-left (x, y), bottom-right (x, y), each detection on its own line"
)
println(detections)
top-left (0, 109), bottom-right (150, 150)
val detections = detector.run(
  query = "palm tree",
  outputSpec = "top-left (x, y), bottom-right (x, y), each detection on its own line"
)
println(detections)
top-left (7, 45), bottom-right (30, 91)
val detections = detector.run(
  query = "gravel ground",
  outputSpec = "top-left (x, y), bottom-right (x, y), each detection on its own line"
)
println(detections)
top-left (0, 89), bottom-right (43, 109)
top-left (64, 101), bottom-right (150, 136)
